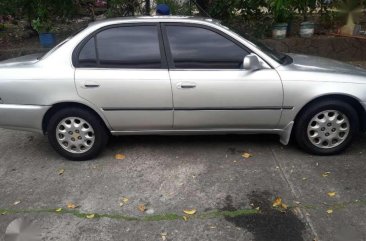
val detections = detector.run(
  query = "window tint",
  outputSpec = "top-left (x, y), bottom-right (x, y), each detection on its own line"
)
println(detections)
top-left (79, 37), bottom-right (97, 67)
top-left (166, 26), bottom-right (249, 69)
top-left (96, 25), bottom-right (161, 68)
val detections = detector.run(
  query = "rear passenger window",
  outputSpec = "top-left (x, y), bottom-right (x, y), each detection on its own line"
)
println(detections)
top-left (96, 25), bottom-right (162, 68)
top-left (78, 37), bottom-right (97, 67)
top-left (77, 25), bottom-right (162, 68)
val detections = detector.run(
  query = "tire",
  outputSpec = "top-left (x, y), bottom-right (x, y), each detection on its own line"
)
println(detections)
top-left (294, 99), bottom-right (359, 155)
top-left (47, 107), bottom-right (109, 161)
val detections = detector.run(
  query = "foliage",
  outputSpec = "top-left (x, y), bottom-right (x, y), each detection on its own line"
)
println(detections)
top-left (0, 0), bottom-right (75, 20)
top-left (268, 0), bottom-right (293, 23)
top-left (0, 23), bottom-right (5, 31)
top-left (291, 0), bottom-right (317, 21)
top-left (31, 17), bottom-right (52, 33)
top-left (106, 0), bottom-right (142, 17)
top-left (237, 0), bottom-right (268, 20)
top-left (318, 0), bottom-right (339, 29)
top-left (208, 0), bottom-right (238, 21)
top-left (208, 0), bottom-right (268, 22)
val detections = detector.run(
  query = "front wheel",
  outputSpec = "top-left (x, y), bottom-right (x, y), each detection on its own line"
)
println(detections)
top-left (47, 108), bottom-right (109, 161)
top-left (294, 100), bottom-right (359, 155)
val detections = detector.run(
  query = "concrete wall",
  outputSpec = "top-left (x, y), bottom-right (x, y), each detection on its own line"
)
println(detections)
top-left (263, 36), bottom-right (366, 62)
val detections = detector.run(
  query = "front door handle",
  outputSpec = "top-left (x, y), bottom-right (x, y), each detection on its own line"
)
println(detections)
top-left (177, 82), bottom-right (196, 89)
top-left (82, 81), bottom-right (100, 88)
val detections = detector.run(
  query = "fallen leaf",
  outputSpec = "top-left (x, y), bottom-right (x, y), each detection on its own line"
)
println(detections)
top-left (55, 208), bottom-right (62, 212)
top-left (327, 192), bottom-right (336, 197)
top-left (183, 209), bottom-right (197, 215)
top-left (272, 197), bottom-right (282, 207)
top-left (13, 200), bottom-right (21, 205)
top-left (161, 232), bottom-right (167, 241)
top-left (294, 201), bottom-right (301, 205)
top-left (292, 207), bottom-right (302, 215)
top-left (122, 197), bottom-right (129, 204)
top-left (255, 207), bottom-right (260, 211)
top-left (67, 202), bottom-right (77, 209)
top-left (242, 152), bottom-right (252, 159)
top-left (326, 209), bottom-right (333, 214)
top-left (86, 214), bottom-right (95, 219)
top-left (281, 203), bottom-right (288, 209)
top-left (322, 172), bottom-right (331, 177)
top-left (138, 204), bottom-right (146, 212)
top-left (1, 211), bottom-right (8, 215)
top-left (115, 154), bottom-right (126, 160)
top-left (183, 215), bottom-right (188, 221)
top-left (302, 177), bottom-right (308, 181)
top-left (58, 168), bottom-right (65, 175)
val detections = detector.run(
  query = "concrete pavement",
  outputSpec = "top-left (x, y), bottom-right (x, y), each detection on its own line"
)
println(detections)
top-left (0, 128), bottom-right (365, 241)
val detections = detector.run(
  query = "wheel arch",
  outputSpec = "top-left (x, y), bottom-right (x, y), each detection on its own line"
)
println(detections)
top-left (42, 102), bottom-right (111, 134)
top-left (294, 94), bottom-right (366, 132)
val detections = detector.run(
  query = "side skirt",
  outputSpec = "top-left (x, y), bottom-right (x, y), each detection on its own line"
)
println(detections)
top-left (110, 122), bottom-right (295, 146)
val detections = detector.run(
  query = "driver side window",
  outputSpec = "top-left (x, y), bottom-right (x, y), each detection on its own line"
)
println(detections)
top-left (165, 25), bottom-right (250, 69)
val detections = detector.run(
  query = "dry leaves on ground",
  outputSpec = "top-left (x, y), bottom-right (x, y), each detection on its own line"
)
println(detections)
top-left (183, 209), bottom-right (197, 215)
top-left (327, 192), bottom-right (336, 197)
top-left (138, 204), bottom-right (146, 213)
top-left (242, 152), bottom-right (253, 159)
top-left (55, 208), bottom-right (62, 212)
top-left (58, 168), bottom-right (65, 175)
top-left (119, 197), bottom-right (129, 207)
top-left (272, 197), bottom-right (288, 210)
top-left (86, 214), bottom-right (95, 219)
top-left (13, 200), bottom-right (21, 205)
top-left (326, 209), bottom-right (333, 214)
top-left (67, 202), bottom-right (78, 209)
top-left (160, 232), bottom-right (167, 241)
top-left (115, 154), bottom-right (126, 160)
top-left (322, 172), bottom-right (331, 177)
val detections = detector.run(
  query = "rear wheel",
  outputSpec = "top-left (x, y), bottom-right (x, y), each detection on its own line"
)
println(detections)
top-left (47, 108), bottom-right (109, 161)
top-left (294, 100), bottom-right (359, 155)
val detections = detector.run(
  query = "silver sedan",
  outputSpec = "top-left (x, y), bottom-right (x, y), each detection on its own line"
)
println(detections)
top-left (1, 16), bottom-right (366, 160)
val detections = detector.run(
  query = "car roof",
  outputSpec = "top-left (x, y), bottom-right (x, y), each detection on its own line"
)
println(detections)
top-left (88, 16), bottom-right (221, 26)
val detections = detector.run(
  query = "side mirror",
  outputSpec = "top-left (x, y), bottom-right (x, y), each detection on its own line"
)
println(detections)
top-left (243, 54), bottom-right (262, 71)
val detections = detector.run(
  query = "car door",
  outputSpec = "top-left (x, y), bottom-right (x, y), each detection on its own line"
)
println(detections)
top-left (74, 23), bottom-right (173, 131)
top-left (161, 23), bottom-right (284, 130)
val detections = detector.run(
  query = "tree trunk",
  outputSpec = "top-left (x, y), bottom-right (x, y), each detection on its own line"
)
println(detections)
top-left (145, 0), bottom-right (151, 15)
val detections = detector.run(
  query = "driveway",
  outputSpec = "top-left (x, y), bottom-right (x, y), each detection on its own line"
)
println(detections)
top-left (0, 128), bottom-right (365, 241)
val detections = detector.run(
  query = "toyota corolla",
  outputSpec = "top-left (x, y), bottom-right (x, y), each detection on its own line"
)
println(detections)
top-left (1, 16), bottom-right (366, 160)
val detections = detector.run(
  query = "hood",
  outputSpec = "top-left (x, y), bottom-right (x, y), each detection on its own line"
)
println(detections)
top-left (286, 53), bottom-right (366, 76)
top-left (0, 53), bottom-right (44, 67)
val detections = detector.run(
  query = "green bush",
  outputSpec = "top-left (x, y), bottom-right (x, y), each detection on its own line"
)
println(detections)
top-left (0, 0), bottom-right (75, 21)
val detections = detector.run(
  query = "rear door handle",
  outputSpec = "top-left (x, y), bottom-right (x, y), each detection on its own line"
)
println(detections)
top-left (177, 82), bottom-right (196, 89)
